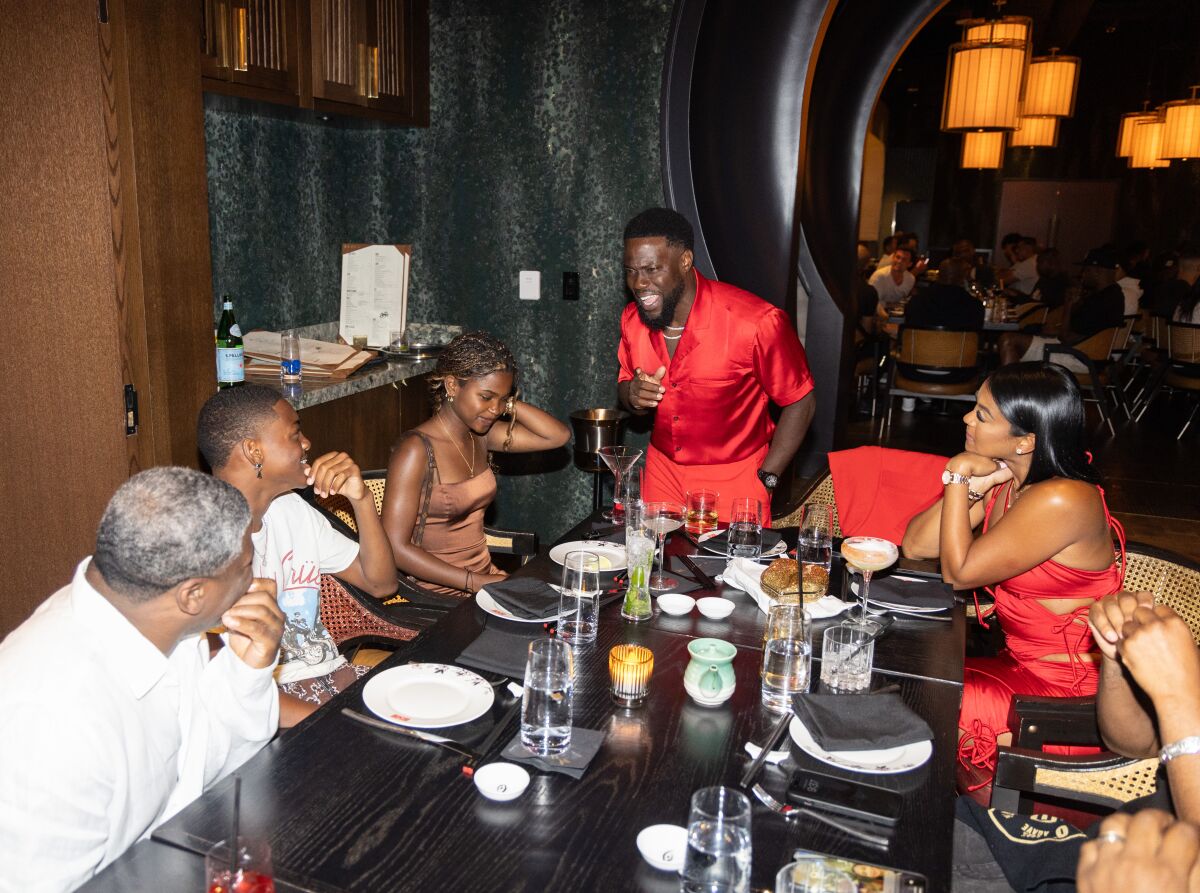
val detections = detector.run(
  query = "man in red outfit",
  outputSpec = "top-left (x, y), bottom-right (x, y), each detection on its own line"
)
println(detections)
top-left (616, 207), bottom-right (816, 518)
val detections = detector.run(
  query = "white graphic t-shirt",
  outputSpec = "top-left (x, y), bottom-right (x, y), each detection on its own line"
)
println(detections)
top-left (252, 493), bottom-right (360, 684)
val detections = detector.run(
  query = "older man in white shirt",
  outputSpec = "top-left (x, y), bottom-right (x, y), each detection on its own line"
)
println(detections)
top-left (0, 467), bottom-right (283, 893)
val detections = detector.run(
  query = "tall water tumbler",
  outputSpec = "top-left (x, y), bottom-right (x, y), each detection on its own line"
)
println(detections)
top-left (520, 637), bottom-right (574, 755)
top-left (728, 498), bottom-right (763, 559)
top-left (682, 786), bottom-right (753, 893)
top-left (558, 551), bottom-right (600, 645)
top-left (797, 504), bottom-right (833, 599)
top-left (622, 502), bottom-right (654, 622)
top-left (761, 603), bottom-right (811, 713)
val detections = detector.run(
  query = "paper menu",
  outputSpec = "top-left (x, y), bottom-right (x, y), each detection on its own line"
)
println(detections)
top-left (339, 244), bottom-right (411, 348)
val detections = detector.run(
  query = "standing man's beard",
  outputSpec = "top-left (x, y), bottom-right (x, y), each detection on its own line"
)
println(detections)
top-left (634, 278), bottom-right (686, 330)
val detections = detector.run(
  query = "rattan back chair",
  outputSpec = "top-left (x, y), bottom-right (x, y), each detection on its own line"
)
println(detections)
top-left (1044, 326), bottom-right (1122, 435)
top-left (991, 543), bottom-right (1200, 815)
top-left (1132, 321), bottom-right (1200, 438)
top-left (881, 327), bottom-right (982, 439)
top-left (1014, 302), bottom-right (1048, 332)
top-left (771, 469), bottom-right (842, 538)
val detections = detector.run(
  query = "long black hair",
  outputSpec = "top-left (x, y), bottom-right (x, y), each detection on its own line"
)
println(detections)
top-left (986, 362), bottom-right (1100, 485)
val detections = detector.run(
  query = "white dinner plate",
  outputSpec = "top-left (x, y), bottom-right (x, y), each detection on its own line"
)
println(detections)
top-left (789, 714), bottom-right (932, 774)
top-left (548, 541), bottom-right (626, 572)
top-left (362, 663), bottom-right (495, 729)
top-left (476, 587), bottom-right (574, 624)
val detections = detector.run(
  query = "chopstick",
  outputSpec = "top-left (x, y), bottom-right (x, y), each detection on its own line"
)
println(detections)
top-left (462, 698), bottom-right (524, 776)
top-left (678, 553), bottom-right (719, 589)
top-left (740, 711), bottom-right (793, 788)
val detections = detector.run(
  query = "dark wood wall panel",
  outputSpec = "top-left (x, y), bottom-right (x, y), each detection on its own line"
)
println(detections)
top-left (0, 1), bottom-right (129, 631)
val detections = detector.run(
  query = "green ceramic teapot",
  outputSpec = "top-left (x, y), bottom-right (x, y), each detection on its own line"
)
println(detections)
top-left (683, 637), bottom-right (737, 706)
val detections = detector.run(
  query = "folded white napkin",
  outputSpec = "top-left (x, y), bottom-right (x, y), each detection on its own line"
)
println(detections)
top-left (722, 558), bottom-right (847, 620)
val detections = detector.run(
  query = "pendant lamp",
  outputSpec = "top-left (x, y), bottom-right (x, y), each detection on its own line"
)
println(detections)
top-left (1161, 87), bottom-right (1200, 161)
top-left (1130, 115), bottom-right (1169, 169)
top-left (1023, 49), bottom-right (1080, 118)
top-left (961, 131), bottom-right (1005, 168)
top-left (941, 18), bottom-right (1027, 132)
top-left (1009, 116), bottom-right (1059, 148)
top-left (1117, 110), bottom-right (1158, 158)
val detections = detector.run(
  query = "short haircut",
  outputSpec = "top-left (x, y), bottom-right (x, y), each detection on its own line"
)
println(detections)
top-left (881, 235), bottom-right (898, 252)
top-left (197, 384), bottom-right (284, 470)
top-left (623, 207), bottom-right (695, 252)
top-left (937, 257), bottom-right (972, 287)
top-left (93, 467), bottom-right (251, 602)
top-left (1001, 232), bottom-right (1022, 248)
top-left (1018, 236), bottom-right (1038, 249)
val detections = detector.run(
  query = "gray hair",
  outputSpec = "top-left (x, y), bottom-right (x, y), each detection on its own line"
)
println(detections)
top-left (93, 467), bottom-right (251, 602)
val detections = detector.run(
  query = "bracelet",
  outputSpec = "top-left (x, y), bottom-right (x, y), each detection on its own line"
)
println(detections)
top-left (1160, 735), bottom-right (1200, 763)
top-left (968, 487), bottom-right (985, 503)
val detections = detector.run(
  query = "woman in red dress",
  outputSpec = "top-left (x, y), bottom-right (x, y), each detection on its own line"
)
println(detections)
top-left (903, 362), bottom-right (1124, 792)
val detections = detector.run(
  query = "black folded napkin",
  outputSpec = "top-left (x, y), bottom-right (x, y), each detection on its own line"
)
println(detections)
top-left (863, 576), bottom-right (955, 610)
top-left (791, 692), bottom-right (933, 753)
top-left (500, 727), bottom-right (606, 779)
top-left (702, 527), bottom-right (785, 555)
top-left (484, 577), bottom-right (561, 620)
top-left (582, 520), bottom-right (626, 544)
top-left (457, 622), bottom-right (550, 679)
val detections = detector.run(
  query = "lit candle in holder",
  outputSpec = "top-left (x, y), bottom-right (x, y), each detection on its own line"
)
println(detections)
top-left (609, 644), bottom-right (654, 707)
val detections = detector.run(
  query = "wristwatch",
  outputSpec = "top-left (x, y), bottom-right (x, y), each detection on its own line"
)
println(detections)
top-left (943, 468), bottom-right (985, 503)
top-left (757, 469), bottom-right (779, 491)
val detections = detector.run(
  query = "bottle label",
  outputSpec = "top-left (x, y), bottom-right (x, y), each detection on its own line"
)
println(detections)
top-left (280, 358), bottom-right (302, 380)
top-left (216, 347), bottom-right (245, 382)
top-left (229, 324), bottom-right (242, 337)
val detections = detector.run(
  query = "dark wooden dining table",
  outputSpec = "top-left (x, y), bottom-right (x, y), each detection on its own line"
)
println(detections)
top-left (140, 519), bottom-right (965, 893)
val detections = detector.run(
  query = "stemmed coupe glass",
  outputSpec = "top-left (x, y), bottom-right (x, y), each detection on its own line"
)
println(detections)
top-left (839, 535), bottom-right (899, 635)
top-left (597, 446), bottom-right (643, 523)
top-left (643, 500), bottom-right (685, 591)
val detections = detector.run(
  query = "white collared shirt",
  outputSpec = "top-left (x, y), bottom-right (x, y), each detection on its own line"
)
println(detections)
top-left (869, 266), bottom-right (915, 304)
top-left (0, 560), bottom-right (279, 892)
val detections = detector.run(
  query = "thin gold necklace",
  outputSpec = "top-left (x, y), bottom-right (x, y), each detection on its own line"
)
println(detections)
top-left (437, 413), bottom-right (476, 478)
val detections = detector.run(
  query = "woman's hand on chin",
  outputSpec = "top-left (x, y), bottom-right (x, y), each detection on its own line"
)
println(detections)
top-left (946, 451), bottom-right (1007, 478)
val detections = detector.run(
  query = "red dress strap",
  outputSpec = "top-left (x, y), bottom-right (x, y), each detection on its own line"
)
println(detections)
top-left (972, 481), bottom-right (1014, 629)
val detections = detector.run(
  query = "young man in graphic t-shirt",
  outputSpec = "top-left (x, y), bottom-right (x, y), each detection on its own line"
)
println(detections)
top-left (199, 384), bottom-right (399, 727)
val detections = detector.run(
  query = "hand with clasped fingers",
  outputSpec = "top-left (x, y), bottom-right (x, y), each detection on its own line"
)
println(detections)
top-left (1089, 594), bottom-right (1200, 704)
top-left (305, 451), bottom-right (367, 501)
top-left (1077, 810), bottom-right (1200, 893)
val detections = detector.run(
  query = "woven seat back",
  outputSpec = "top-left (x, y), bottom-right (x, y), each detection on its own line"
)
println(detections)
top-left (1168, 322), bottom-right (1200, 364)
top-left (316, 474), bottom-right (389, 535)
top-left (1124, 550), bottom-right (1200, 644)
top-left (771, 472), bottom-right (842, 538)
top-left (898, 329), bottom-right (979, 369)
top-left (318, 575), bottom-right (420, 648)
top-left (1034, 758), bottom-right (1159, 804)
top-left (1070, 327), bottom-right (1119, 362)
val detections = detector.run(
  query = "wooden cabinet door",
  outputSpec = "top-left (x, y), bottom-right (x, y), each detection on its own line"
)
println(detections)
top-left (310, 0), bottom-right (368, 107)
top-left (201, 0), bottom-right (306, 103)
top-left (366, 0), bottom-right (428, 125)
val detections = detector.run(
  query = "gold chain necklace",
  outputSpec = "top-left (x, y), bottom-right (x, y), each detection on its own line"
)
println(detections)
top-left (437, 413), bottom-right (476, 478)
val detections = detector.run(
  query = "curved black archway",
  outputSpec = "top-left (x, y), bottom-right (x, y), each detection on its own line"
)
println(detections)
top-left (662, 0), bottom-right (944, 472)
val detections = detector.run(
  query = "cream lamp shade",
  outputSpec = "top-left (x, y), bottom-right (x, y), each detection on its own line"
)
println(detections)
top-left (961, 131), bottom-right (1005, 168)
top-left (1161, 88), bottom-right (1200, 160)
top-left (1117, 112), bottom-right (1158, 158)
top-left (1130, 117), bottom-right (1169, 169)
top-left (1023, 52), bottom-right (1080, 117)
top-left (1009, 116), bottom-right (1059, 147)
top-left (963, 16), bottom-right (1032, 46)
top-left (942, 37), bottom-right (1026, 131)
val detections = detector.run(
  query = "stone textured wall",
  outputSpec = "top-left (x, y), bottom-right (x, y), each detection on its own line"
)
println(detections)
top-left (204, 0), bottom-right (672, 538)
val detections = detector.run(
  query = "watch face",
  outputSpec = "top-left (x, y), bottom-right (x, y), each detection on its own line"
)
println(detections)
top-left (759, 471), bottom-right (778, 489)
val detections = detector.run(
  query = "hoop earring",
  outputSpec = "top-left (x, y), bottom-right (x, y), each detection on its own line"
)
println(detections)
top-left (254, 462), bottom-right (263, 479)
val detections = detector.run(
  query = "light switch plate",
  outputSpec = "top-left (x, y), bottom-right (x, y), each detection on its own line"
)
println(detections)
top-left (519, 270), bottom-right (541, 301)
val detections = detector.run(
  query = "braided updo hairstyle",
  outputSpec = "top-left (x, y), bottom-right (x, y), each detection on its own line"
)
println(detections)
top-left (429, 331), bottom-right (518, 410)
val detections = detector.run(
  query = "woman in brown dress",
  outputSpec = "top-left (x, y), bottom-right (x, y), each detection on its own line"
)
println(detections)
top-left (381, 332), bottom-right (570, 594)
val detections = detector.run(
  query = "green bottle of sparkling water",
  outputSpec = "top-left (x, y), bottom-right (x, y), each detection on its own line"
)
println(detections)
top-left (215, 296), bottom-right (244, 389)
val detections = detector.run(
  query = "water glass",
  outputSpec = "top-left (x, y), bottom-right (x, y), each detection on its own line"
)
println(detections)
top-left (622, 509), bottom-right (655, 622)
top-left (558, 551), bottom-right (600, 645)
top-left (775, 858), bottom-right (857, 893)
top-left (608, 644), bottom-right (654, 707)
top-left (682, 786), bottom-right (753, 893)
top-left (728, 497), bottom-right (763, 559)
top-left (280, 330), bottom-right (301, 383)
top-left (521, 637), bottom-right (574, 755)
top-left (685, 489), bottom-right (720, 536)
top-left (820, 626), bottom-right (874, 694)
top-left (761, 603), bottom-right (811, 713)
top-left (797, 504), bottom-right (833, 599)
top-left (205, 837), bottom-right (274, 893)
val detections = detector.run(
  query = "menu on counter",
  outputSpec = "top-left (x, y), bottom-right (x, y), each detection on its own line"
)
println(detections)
top-left (339, 243), bottom-right (411, 348)
top-left (242, 331), bottom-right (375, 379)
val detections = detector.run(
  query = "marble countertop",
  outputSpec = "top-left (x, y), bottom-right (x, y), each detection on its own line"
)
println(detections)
top-left (250, 321), bottom-right (460, 410)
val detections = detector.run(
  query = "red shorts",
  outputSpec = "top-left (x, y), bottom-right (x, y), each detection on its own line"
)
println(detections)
top-left (644, 443), bottom-right (771, 524)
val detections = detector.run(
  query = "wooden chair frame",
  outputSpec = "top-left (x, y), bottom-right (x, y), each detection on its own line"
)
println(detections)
top-left (881, 327), bottom-right (983, 439)
top-left (1043, 326), bottom-right (1122, 435)
top-left (1133, 321), bottom-right (1200, 439)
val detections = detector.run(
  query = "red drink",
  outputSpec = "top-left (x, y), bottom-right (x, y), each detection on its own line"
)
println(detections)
top-left (208, 869), bottom-right (276, 893)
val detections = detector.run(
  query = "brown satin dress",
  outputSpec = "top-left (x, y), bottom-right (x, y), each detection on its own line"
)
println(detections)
top-left (419, 464), bottom-right (502, 594)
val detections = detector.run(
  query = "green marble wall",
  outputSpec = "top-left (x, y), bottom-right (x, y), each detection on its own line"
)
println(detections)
top-left (204, 0), bottom-right (672, 539)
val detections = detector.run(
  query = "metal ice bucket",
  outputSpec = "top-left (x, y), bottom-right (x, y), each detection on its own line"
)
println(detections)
top-left (569, 408), bottom-right (630, 472)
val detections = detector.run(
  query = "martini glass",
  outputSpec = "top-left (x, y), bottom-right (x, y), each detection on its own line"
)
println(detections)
top-left (644, 500), bottom-right (685, 591)
top-left (597, 446), bottom-right (643, 523)
top-left (839, 536), bottom-right (899, 634)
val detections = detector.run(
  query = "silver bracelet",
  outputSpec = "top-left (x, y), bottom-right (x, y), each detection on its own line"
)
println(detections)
top-left (1159, 735), bottom-right (1200, 763)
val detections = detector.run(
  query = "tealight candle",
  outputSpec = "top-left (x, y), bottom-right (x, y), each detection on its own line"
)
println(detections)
top-left (609, 644), bottom-right (654, 707)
